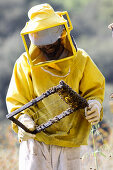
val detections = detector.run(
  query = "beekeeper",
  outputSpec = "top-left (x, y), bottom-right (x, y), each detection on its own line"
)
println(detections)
top-left (6, 3), bottom-right (105, 170)
top-left (108, 23), bottom-right (113, 113)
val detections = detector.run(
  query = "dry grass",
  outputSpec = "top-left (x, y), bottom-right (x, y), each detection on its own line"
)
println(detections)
top-left (0, 122), bottom-right (19, 170)
top-left (81, 127), bottom-right (113, 170)
top-left (1, 121), bottom-right (113, 169)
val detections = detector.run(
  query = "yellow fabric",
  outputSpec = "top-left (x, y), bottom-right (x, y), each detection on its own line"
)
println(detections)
top-left (21, 4), bottom-right (66, 35)
top-left (28, 3), bottom-right (57, 21)
top-left (6, 46), bottom-right (105, 147)
top-left (20, 3), bottom-right (76, 69)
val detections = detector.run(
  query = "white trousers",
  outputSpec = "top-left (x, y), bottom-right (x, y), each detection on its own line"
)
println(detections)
top-left (19, 139), bottom-right (81, 170)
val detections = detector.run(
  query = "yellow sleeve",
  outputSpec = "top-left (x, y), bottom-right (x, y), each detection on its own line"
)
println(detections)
top-left (6, 54), bottom-right (38, 133)
top-left (79, 52), bottom-right (105, 120)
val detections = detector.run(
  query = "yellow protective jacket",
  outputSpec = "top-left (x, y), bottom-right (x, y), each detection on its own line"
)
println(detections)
top-left (6, 47), bottom-right (105, 147)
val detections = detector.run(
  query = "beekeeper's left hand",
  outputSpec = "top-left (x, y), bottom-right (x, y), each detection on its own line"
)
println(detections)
top-left (85, 100), bottom-right (102, 125)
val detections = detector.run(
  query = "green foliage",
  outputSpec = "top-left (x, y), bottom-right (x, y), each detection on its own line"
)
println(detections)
top-left (52, 0), bottom-right (91, 12)
top-left (99, 0), bottom-right (113, 22)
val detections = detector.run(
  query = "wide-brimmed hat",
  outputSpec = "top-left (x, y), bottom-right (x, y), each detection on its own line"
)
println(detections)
top-left (21, 3), bottom-right (66, 35)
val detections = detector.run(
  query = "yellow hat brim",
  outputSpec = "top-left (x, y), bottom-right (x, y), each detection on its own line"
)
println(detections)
top-left (21, 13), bottom-right (66, 35)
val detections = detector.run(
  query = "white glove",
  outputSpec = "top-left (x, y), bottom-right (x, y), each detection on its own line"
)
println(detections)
top-left (18, 114), bottom-right (36, 142)
top-left (109, 93), bottom-right (113, 113)
top-left (85, 100), bottom-right (102, 125)
top-left (108, 23), bottom-right (113, 30)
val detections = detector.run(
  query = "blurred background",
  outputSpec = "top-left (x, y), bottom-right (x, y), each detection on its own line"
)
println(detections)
top-left (0, 0), bottom-right (113, 169)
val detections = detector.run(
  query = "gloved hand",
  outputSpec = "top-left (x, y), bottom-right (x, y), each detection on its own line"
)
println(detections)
top-left (108, 23), bottom-right (113, 30)
top-left (109, 93), bottom-right (113, 113)
top-left (85, 100), bottom-right (102, 125)
top-left (18, 114), bottom-right (36, 142)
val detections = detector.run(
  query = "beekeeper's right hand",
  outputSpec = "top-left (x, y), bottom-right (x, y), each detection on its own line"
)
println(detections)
top-left (18, 114), bottom-right (36, 142)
